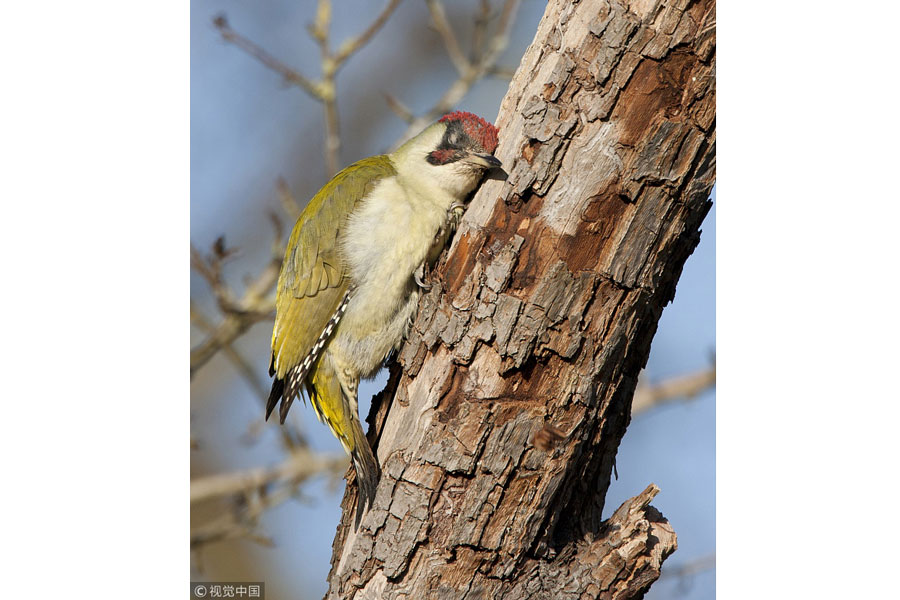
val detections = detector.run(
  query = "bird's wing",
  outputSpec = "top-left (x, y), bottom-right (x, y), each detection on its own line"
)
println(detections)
top-left (269, 155), bottom-right (397, 396)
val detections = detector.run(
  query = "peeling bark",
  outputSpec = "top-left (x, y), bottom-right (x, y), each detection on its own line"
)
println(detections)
top-left (326, 0), bottom-right (715, 597)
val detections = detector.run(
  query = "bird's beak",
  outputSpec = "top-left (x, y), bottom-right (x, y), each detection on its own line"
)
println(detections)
top-left (468, 152), bottom-right (503, 169)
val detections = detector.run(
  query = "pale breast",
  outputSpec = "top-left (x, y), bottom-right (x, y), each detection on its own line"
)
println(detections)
top-left (333, 177), bottom-right (448, 375)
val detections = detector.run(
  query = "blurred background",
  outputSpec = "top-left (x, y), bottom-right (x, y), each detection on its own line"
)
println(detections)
top-left (190, 1), bottom-right (715, 598)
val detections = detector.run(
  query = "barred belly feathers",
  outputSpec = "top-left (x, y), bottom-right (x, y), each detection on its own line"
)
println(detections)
top-left (267, 112), bottom-right (501, 529)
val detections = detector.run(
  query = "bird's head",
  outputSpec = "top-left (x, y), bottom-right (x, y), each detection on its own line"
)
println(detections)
top-left (393, 111), bottom-right (502, 200)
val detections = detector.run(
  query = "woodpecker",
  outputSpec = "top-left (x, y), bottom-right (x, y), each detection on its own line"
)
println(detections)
top-left (266, 112), bottom-right (501, 528)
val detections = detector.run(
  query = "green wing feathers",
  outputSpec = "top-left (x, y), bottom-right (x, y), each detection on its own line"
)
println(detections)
top-left (267, 155), bottom-right (396, 422)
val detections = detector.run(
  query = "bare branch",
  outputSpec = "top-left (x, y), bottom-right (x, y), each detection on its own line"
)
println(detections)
top-left (332, 0), bottom-right (404, 66)
top-left (192, 522), bottom-right (275, 551)
top-left (426, 0), bottom-right (471, 76)
top-left (487, 0), bottom-right (518, 57)
top-left (190, 221), bottom-right (283, 375)
top-left (212, 14), bottom-right (323, 99)
top-left (383, 92), bottom-right (415, 123)
top-left (190, 302), bottom-right (266, 396)
top-left (395, 0), bottom-right (521, 144)
top-left (486, 64), bottom-right (516, 79)
top-left (190, 300), bottom-right (306, 451)
top-left (191, 448), bottom-right (348, 505)
top-left (191, 449), bottom-right (349, 551)
top-left (190, 240), bottom-right (244, 315)
top-left (191, 483), bottom-right (289, 550)
top-left (659, 553), bottom-right (716, 582)
top-left (314, 0), bottom-right (404, 175)
top-left (321, 94), bottom-right (341, 177)
top-left (306, 0), bottom-right (341, 176)
top-left (632, 366), bottom-right (717, 415)
top-left (215, 2), bottom-right (402, 176)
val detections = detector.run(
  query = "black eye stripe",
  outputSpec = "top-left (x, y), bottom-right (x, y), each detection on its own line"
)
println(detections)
top-left (428, 121), bottom-right (481, 165)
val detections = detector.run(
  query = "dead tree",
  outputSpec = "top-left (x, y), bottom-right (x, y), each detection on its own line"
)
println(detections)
top-left (326, 0), bottom-right (715, 597)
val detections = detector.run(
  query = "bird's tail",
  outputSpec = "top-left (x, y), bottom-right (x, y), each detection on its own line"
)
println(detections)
top-left (349, 416), bottom-right (380, 531)
top-left (304, 358), bottom-right (380, 530)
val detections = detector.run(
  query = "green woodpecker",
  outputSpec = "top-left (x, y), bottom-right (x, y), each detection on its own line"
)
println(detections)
top-left (266, 112), bottom-right (501, 528)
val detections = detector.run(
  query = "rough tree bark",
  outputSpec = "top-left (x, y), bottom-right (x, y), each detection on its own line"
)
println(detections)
top-left (326, 0), bottom-right (715, 598)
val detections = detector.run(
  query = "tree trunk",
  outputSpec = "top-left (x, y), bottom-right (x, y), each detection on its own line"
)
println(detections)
top-left (326, 0), bottom-right (715, 597)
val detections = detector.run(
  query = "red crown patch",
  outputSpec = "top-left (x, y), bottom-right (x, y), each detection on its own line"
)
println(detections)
top-left (439, 111), bottom-right (499, 153)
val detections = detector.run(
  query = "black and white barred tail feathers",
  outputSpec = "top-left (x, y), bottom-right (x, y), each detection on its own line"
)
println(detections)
top-left (266, 290), bottom-right (352, 423)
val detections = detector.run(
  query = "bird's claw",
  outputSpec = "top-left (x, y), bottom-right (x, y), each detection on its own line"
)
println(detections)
top-left (447, 202), bottom-right (466, 230)
top-left (414, 263), bottom-right (431, 290)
